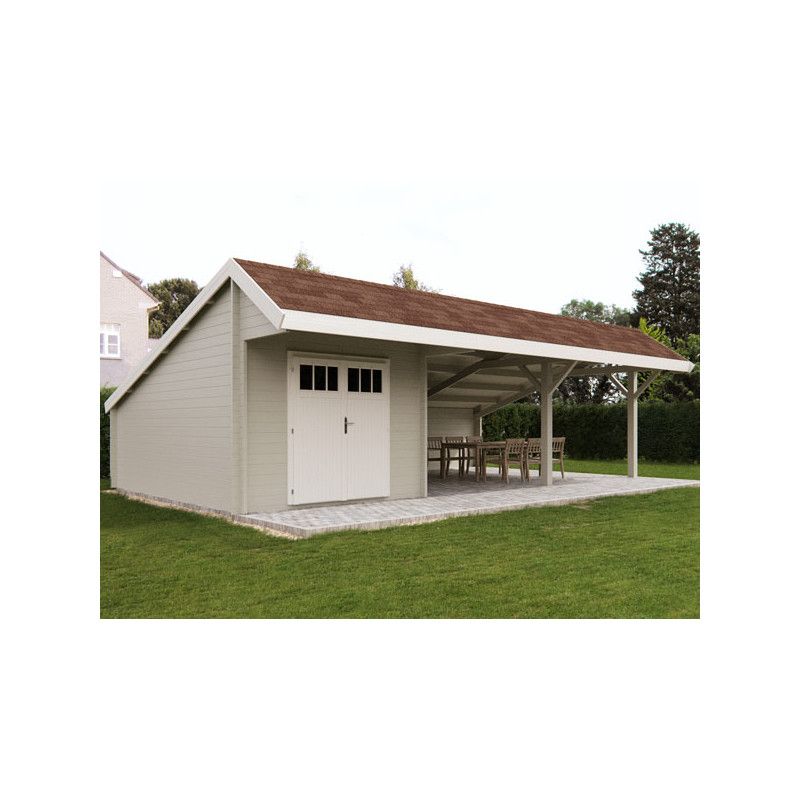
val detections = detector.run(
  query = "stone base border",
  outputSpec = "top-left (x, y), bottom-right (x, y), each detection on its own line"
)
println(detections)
top-left (247, 481), bottom-right (699, 538)
top-left (110, 489), bottom-right (301, 541)
top-left (110, 479), bottom-right (698, 540)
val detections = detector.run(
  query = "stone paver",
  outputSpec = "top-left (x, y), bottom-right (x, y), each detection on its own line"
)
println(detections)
top-left (244, 468), bottom-right (699, 538)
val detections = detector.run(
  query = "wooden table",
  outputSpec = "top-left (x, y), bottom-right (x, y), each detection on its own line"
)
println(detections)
top-left (439, 441), bottom-right (469, 478)
top-left (474, 441), bottom-right (508, 481)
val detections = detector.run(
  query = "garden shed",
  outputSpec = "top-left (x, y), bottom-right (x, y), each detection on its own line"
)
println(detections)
top-left (104, 259), bottom-right (693, 518)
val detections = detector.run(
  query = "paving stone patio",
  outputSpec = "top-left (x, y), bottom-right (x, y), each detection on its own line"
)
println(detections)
top-left (243, 468), bottom-right (700, 538)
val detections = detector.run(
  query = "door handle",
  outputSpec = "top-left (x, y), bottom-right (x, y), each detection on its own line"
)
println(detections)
top-left (345, 416), bottom-right (355, 434)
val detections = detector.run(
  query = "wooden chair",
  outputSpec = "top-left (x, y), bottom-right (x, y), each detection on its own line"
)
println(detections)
top-left (444, 436), bottom-right (466, 476)
top-left (502, 438), bottom-right (528, 483)
top-left (427, 437), bottom-right (443, 474)
top-left (462, 435), bottom-right (482, 476)
top-left (552, 437), bottom-right (566, 478)
top-left (525, 437), bottom-right (566, 479)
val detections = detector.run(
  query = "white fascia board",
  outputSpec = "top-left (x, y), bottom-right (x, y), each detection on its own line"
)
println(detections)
top-left (104, 259), bottom-right (285, 412)
top-left (230, 258), bottom-right (285, 329)
top-left (280, 310), bottom-right (694, 374)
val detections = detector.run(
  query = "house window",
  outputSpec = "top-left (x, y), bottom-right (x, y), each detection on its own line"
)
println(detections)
top-left (100, 323), bottom-right (121, 358)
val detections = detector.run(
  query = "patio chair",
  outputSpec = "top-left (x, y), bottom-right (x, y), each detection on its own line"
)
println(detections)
top-left (444, 436), bottom-right (467, 476)
top-left (462, 435), bottom-right (482, 476)
top-left (502, 438), bottom-right (528, 483)
top-left (427, 437), bottom-right (443, 473)
top-left (525, 437), bottom-right (566, 479)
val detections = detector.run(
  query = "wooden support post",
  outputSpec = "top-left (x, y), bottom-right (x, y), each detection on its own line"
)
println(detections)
top-left (627, 371), bottom-right (638, 478)
top-left (540, 362), bottom-right (554, 486)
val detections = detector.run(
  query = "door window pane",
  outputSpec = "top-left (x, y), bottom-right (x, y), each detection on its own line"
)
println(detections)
top-left (327, 366), bottom-right (338, 391)
top-left (372, 369), bottom-right (382, 393)
top-left (360, 368), bottom-right (372, 393)
top-left (348, 367), bottom-right (360, 392)
top-left (299, 364), bottom-right (313, 390)
top-left (314, 365), bottom-right (326, 391)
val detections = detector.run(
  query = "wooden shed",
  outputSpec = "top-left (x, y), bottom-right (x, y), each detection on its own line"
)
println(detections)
top-left (104, 259), bottom-right (693, 515)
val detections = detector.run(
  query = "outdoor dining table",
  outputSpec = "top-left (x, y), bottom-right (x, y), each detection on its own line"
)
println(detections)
top-left (474, 441), bottom-right (508, 482)
top-left (439, 440), bottom-right (470, 478)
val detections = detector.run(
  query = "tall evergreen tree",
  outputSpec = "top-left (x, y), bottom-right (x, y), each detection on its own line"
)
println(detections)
top-left (633, 223), bottom-right (700, 341)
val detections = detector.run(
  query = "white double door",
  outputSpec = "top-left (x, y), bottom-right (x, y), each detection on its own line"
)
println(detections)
top-left (288, 355), bottom-right (390, 505)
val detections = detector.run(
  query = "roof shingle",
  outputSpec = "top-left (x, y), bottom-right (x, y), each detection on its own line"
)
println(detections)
top-left (235, 259), bottom-right (686, 362)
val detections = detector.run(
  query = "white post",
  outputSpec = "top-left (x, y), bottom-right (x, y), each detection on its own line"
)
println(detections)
top-left (627, 371), bottom-right (638, 478)
top-left (540, 362), bottom-right (553, 486)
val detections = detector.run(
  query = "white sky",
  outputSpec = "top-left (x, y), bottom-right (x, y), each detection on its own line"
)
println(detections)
top-left (96, 1), bottom-right (705, 316)
top-left (102, 178), bottom-right (699, 315)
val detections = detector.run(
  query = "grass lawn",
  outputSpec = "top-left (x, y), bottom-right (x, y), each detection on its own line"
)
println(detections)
top-left (101, 464), bottom-right (699, 618)
top-left (484, 458), bottom-right (699, 480)
top-left (564, 458), bottom-right (699, 480)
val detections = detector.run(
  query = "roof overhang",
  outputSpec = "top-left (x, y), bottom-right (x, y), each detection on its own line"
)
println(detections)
top-left (106, 258), bottom-right (693, 414)
top-left (281, 310), bottom-right (693, 373)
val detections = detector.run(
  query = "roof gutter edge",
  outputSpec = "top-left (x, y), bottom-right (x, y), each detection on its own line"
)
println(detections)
top-left (280, 309), bottom-right (695, 373)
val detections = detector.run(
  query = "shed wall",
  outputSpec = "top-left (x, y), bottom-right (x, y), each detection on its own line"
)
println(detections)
top-left (246, 331), bottom-right (426, 512)
top-left (111, 283), bottom-right (427, 515)
top-left (113, 283), bottom-right (235, 511)
top-left (427, 406), bottom-right (476, 438)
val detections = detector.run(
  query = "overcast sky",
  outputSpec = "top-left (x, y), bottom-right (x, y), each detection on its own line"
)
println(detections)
top-left (96, 2), bottom-right (708, 316)
top-left (102, 179), bottom-right (699, 315)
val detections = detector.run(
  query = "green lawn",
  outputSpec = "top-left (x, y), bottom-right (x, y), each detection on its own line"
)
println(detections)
top-left (485, 458), bottom-right (699, 480)
top-left (564, 458), bottom-right (699, 480)
top-left (101, 465), bottom-right (699, 618)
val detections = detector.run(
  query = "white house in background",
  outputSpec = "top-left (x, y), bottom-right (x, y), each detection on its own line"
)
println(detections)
top-left (100, 252), bottom-right (159, 387)
top-left (104, 258), bottom-right (693, 516)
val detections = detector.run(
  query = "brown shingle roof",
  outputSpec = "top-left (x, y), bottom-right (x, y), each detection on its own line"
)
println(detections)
top-left (235, 259), bottom-right (686, 362)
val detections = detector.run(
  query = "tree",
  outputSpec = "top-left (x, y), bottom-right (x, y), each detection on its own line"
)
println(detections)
top-left (633, 223), bottom-right (700, 341)
top-left (556, 298), bottom-right (632, 403)
top-left (294, 250), bottom-right (320, 272)
top-left (560, 298), bottom-right (632, 327)
top-left (637, 317), bottom-right (700, 401)
top-left (392, 264), bottom-right (436, 292)
top-left (146, 277), bottom-right (200, 338)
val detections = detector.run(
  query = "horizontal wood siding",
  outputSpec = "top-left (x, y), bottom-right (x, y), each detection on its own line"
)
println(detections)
top-left (246, 331), bottom-right (425, 513)
top-left (427, 406), bottom-right (475, 437)
top-left (114, 283), bottom-right (234, 511)
top-left (240, 288), bottom-right (278, 339)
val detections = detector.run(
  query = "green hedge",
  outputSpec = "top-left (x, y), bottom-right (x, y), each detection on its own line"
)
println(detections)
top-left (482, 400), bottom-right (699, 462)
top-left (100, 387), bottom-right (115, 478)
